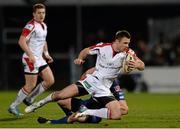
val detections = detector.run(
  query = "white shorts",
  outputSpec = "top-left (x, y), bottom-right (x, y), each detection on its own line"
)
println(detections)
top-left (22, 55), bottom-right (47, 74)
top-left (78, 74), bottom-right (113, 97)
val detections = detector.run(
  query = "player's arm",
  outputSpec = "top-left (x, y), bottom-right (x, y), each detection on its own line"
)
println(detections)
top-left (127, 49), bottom-right (145, 71)
top-left (74, 47), bottom-right (90, 65)
top-left (134, 57), bottom-right (145, 71)
top-left (18, 35), bottom-right (35, 63)
top-left (128, 57), bottom-right (145, 71)
top-left (43, 41), bottom-right (53, 63)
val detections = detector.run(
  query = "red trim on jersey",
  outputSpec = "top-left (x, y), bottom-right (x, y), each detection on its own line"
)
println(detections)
top-left (21, 29), bottom-right (32, 37)
top-left (89, 43), bottom-right (112, 49)
top-left (24, 57), bottom-right (34, 72)
top-left (21, 19), bottom-right (35, 37)
top-left (111, 45), bottom-right (119, 57)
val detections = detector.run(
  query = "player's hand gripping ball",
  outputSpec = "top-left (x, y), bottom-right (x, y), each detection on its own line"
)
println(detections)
top-left (122, 53), bottom-right (136, 73)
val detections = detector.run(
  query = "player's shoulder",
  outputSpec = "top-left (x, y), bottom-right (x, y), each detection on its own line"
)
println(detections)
top-left (95, 42), bottom-right (112, 47)
top-left (98, 42), bottom-right (111, 45)
top-left (90, 42), bottom-right (112, 49)
top-left (24, 19), bottom-right (35, 30)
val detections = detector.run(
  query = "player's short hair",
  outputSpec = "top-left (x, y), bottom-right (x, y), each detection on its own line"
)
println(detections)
top-left (33, 3), bottom-right (46, 13)
top-left (115, 30), bottom-right (131, 40)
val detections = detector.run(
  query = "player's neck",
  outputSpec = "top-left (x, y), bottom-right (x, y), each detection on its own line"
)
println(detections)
top-left (112, 43), bottom-right (120, 53)
top-left (34, 18), bottom-right (43, 24)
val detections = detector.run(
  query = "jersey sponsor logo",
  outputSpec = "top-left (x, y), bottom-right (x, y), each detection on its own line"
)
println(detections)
top-left (99, 63), bottom-right (120, 69)
top-left (83, 81), bottom-right (92, 89)
top-left (24, 24), bottom-right (34, 30)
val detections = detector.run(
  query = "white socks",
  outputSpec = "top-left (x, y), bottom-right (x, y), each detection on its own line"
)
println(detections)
top-left (25, 82), bottom-right (45, 102)
top-left (10, 88), bottom-right (28, 108)
top-left (83, 108), bottom-right (109, 118)
top-left (37, 93), bottom-right (53, 106)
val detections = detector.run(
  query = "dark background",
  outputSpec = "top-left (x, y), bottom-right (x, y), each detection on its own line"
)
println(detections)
top-left (1, 3), bottom-right (180, 90)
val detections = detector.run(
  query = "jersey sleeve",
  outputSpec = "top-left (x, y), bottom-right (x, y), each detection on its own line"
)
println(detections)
top-left (21, 23), bottom-right (35, 39)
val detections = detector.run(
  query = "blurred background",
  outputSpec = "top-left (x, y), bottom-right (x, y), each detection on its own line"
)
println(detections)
top-left (1, 0), bottom-right (180, 93)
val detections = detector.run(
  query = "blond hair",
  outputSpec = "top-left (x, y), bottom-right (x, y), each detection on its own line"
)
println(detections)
top-left (33, 3), bottom-right (45, 13)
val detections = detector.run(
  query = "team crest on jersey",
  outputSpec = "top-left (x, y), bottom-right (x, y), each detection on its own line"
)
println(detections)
top-left (24, 24), bottom-right (34, 30)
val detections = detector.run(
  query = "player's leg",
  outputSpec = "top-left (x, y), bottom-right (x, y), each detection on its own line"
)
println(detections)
top-left (25, 83), bottom-right (80, 113)
top-left (57, 98), bottom-right (73, 116)
top-left (37, 113), bottom-right (86, 124)
top-left (78, 86), bottom-right (128, 119)
top-left (74, 75), bottom-right (121, 119)
top-left (37, 97), bottom-right (102, 124)
top-left (110, 79), bottom-right (129, 115)
top-left (76, 97), bottom-right (122, 120)
top-left (58, 88), bottom-right (93, 113)
top-left (75, 100), bottom-right (127, 120)
top-left (73, 97), bottom-right (102, 123)
top-left (57, 97), bottom-right (95, 116)
top-left (8, 74), bottom-right (38, 116)
top-left (105, 100), bottom-right (122, 119)
top-left (37, 116), bottom-right (71, 124)
top-left (24, 65), bottom-right (54, 105)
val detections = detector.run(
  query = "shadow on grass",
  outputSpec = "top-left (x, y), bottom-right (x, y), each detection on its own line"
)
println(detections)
top-left (0, 117), bottom-right (23, 122)
top-left (0, 115), bottom-right (27, 122)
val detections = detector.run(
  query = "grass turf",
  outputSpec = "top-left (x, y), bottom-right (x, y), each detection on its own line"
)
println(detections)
top-left (0, 91), bottom-right (180, 128)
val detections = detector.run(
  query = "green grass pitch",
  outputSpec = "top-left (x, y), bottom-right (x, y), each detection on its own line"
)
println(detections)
top-left (0, 91), bottom-right (180, 128)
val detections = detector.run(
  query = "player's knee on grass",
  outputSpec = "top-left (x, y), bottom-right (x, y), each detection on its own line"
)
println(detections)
top-left (106, 101), bottom-right (122, 119)
top-left (109, 108), bottom-right (122, 120)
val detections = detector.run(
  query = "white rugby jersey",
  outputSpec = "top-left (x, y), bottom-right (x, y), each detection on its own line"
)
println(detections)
top-left (21, 19), bottom-right (47, 58)
top-left (89, 42), bottom-right (136, 88)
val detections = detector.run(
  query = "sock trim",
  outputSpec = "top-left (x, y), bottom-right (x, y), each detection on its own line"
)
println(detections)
top-left (22, 87), bottom-right (29, 95)
top-left (41, 82), bottom-right (46, 90)
top-left (108, 109), bottom-right (112, 119)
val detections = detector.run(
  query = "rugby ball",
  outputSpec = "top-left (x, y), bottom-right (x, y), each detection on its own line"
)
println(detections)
top-left (122, 53), bottom-right (136, 73)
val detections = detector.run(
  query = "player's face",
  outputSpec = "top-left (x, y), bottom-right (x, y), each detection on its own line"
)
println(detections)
top-left (116, 37), bottom-right (130, 52)
top-left (33, 8), bottom-right (46, 23)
